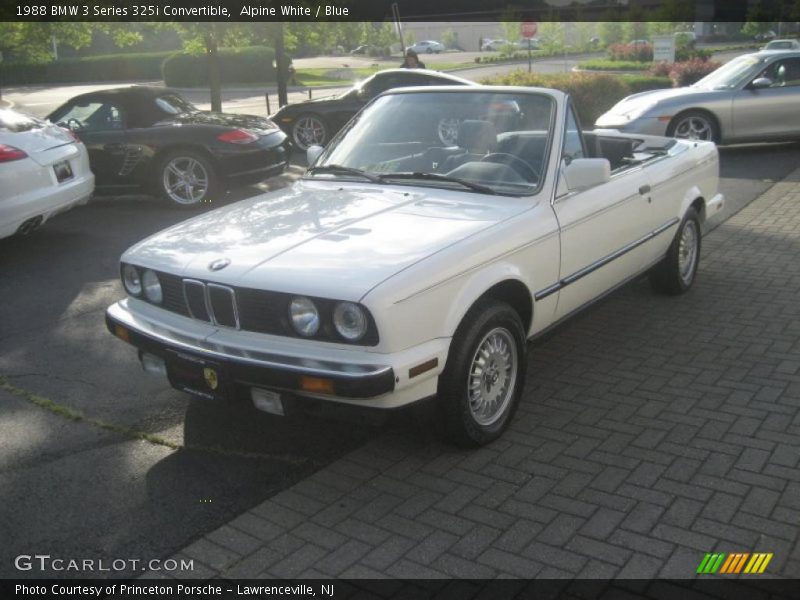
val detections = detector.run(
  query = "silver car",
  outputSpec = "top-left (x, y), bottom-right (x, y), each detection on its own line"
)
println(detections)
top-left (595, 51), bottom-right (800, 143)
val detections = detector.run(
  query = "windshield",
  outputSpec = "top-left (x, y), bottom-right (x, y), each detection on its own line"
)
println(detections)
top-left (310, 91), bottom-right (555, 196)
top-left (155, 94), bottom-right (197, 115)
top-left (693, 55), bottom-right (764, 89)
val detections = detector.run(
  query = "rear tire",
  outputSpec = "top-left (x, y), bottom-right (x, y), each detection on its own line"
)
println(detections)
top-left (292, 114), bottom-right (328, 151)
top-left (437, 300), bottom-right (527, 447)
top-left (650, 207), bottom-right (701, 295)
top-left (157, 150), bottom-right (220, 208)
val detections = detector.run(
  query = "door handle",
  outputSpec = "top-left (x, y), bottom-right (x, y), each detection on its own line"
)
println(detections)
top-left (104, 143), bottom-right (125, 153)
top-left (639, 184), bottom-right (651, 195)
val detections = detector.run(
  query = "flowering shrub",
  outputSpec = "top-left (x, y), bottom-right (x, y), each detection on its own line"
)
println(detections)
top-left (484, 71), bottom-right (632, 125)
top-left (607, 43), bottom-right (653, 62)
top-left (668, 58), bottom-right (721, 86)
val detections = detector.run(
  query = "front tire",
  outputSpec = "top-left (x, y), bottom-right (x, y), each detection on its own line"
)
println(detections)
top-left (438, 300), bottom-right (527, 447)
top-left (650, 207), bottom-right (701, 295)
top-left (157, 150), bottom-right (220, 207)
top-left (292, 114), bottom-right (328, 151)
top-left (667, 110), bottom-right (720, 143)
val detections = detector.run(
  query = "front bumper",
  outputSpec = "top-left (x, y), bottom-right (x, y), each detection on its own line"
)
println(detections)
top-left (594, 116), bottom-right (670, 137)
top-left (106, 300), bottom-right (395, 399)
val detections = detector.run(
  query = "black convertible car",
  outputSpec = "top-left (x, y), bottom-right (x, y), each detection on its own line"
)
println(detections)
top-left (47, 86), bottom-right (290, 206)
top-left (270, 69), bottom-right (477, 150)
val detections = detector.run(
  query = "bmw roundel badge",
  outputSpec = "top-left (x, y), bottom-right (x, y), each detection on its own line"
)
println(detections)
top-left (208, 258), bottom-right (231, 271)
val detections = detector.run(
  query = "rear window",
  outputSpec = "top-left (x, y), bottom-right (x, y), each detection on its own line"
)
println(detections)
top-left (0, 109), bottom-right (44, 133)
top-left (155, 94), bottom-right (196, 115)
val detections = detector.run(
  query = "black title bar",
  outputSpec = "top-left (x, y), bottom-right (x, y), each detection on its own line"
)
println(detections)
top-left (0, 0), bottom-right (783, 22)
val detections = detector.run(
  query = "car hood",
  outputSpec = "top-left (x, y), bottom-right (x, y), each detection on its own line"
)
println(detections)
top-left (157, 111), bottom-right (278, 132)
top-left (597, 86), bottom-right (716, 122)
top-left (275, 93), bottom-right (351, 113)
top-left (122, 180), bottom-right (528, 301)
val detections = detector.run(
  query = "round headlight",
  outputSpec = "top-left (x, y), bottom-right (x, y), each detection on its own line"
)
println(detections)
top-left (289, 297), bottom-right (320, 337)
top-left (142, 269), bottom-right (163, 304)
top-left (333, 302), bottom-right (367, 341)
top-left (122, 264), bottom-right (142, 296)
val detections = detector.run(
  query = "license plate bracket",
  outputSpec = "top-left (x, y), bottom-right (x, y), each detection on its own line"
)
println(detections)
top-left (165, 350), bottom-right (229, 401)
top-left (54, 160), bottom-right (74, 183)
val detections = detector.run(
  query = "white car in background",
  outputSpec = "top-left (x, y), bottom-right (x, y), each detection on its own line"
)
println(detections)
top-left (0, 108), bottom-right (94, 240)
top-left (481, 39), bottom-right (509, 51)
top-left (763, 39), bottom-right (800, 51)
top-left (407, 40), bottom-right (445, 54)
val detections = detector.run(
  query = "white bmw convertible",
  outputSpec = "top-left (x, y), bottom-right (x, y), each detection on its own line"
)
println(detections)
top-left (107, 86), bottom-right (724, 446)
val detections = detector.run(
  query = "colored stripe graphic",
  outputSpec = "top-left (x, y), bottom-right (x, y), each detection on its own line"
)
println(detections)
top-left (719, 554), bottom-right (736, 574)
top-left (699, 552), bottom-right (773, 575)
top-left (697, 553), bottom-right (725, 574)
top-left (744, 553), bottom-right (773, 574)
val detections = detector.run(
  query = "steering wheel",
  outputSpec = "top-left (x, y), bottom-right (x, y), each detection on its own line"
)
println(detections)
top-left (480, 153), bottom-right (539, 182)
top-left (65, 118), bottom-right (84, 131)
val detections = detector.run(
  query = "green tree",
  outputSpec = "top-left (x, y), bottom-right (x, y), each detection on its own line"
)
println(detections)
top-left (441, 29), bottom-right (458, 50)
top-left (499, 6), bottom-right (523, 43)
top-left (360, 22), bottom-right (395, 55)
top-left (538, 22), bottom-right (566, 54)
top-left (623, 22), bottom-right (649, 43)
top-left (573, 22), bottom-right (595, 52)
top-left (598, 22), bottom-right (624, 46)
top-left (0, 22), bottom-right (140, 63)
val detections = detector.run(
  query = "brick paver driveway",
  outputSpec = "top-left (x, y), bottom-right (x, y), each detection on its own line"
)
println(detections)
top-left (168, 169), bottom-right (800, 581)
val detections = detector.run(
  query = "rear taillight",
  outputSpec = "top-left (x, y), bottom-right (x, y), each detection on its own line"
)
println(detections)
top-left (0, 144), bottom-right (28, 163)
top-left (217, 129), bottom-right (259, 144)
top-left (60, 127), bottom-right (81, 143)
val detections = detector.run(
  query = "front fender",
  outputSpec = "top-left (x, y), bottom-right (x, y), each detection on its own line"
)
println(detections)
top-left (441, 263), bottom-right (534, 339)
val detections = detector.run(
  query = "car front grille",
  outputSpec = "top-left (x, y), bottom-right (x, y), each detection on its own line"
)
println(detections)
top-left (156, 271), bottom-right (285, 335)
top-left (150, 270), bottom-right (378, 345)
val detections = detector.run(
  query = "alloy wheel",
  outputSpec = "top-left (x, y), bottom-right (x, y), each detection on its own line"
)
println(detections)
top-left (293, 116), bottom-right (326, 150)
top-left (467, 327), bottom-right (518, 426)
top-left (162, 157), bottom-right (209, 205)
top-left (678, 219), bottom-right (699, 285)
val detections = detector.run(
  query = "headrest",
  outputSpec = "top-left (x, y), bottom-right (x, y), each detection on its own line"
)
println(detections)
top-left (457, 120), bottom-right (497, 153)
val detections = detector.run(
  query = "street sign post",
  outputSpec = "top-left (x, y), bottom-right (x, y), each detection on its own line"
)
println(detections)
top-left (521, 21), bottom-right (538, 73)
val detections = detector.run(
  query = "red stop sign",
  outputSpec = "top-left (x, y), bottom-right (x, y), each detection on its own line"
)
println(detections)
top-left (521, 21), bottom-right (538, 38)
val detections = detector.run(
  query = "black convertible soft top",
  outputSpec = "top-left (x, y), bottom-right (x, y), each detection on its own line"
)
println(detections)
top-left (48, 86), bottom-right (191, 128)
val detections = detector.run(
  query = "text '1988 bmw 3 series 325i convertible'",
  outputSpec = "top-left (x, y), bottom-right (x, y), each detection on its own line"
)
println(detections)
top-left (106, 86), bottom-right (724, 446)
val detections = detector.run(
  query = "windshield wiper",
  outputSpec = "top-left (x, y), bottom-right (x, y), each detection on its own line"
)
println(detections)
top-left (306, 164), bottom-right (382, 183)
top-left (376, 172), bottom-right (498, 195)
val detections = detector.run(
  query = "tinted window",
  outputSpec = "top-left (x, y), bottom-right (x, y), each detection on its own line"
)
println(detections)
top-left (155, 94), bottom-right (197, 115)
top-left (759, 57), bottom-right (800, 87)
top-left (51, 101), bottom-right (125, 132)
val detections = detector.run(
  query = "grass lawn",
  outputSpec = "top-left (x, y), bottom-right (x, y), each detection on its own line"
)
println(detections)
top-left (295, 62), bottom-right (474, 87)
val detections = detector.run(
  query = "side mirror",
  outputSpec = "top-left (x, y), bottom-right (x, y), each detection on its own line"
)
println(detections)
top-left (306, 145), bottom-right (324, 166)
top-left (564, 158), bottom-right (611, 190)
top-left (750, 77), bottom-right (773, 89)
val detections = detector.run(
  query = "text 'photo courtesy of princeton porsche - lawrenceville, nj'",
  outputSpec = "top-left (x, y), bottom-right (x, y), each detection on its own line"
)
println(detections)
top-left (1, 1), bottom-right (799, 599)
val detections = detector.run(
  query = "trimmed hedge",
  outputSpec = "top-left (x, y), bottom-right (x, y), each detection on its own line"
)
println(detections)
top-left (162, 46), bottom-right (275, 87)
top-left (0, 52), bottom-right (173, 85)
top-left (578, 59), bottom-right (650, 71)
top-left (619, 74), bottom-right (673, 94)
top-left (482, 70), bottom-right (671, 126)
